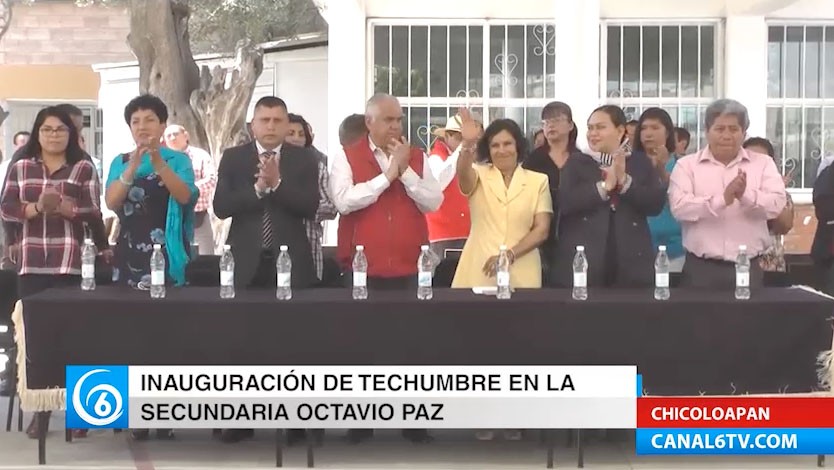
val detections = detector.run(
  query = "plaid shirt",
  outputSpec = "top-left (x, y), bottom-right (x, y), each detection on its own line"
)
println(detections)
top-left (305, 154), bottom-right (337, 280)
top-left (186, 146), bottom-right (217, 213)
top-left (0, 158), bottom-right (101, 275)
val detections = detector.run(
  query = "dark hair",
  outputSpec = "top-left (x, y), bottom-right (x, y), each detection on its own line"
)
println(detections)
top-left (13, 131), bottom-right (30, 144)
top-left (541, 101), bottom-right (578, 151)
top-left (22, 106), bottom-right (85, 164)
top-left (532, 129), bottom-right (544, 145)
top-left (626, 120), bottom-right (639, 127)
top-left (476, 119), bottom-right (528, 164)
top-left (124, 94), bottom-right (168, 125)
top-left (55, 103), bottom-right (83, 118)
top-left (590, 105), bottom-right (628, 143)
top-left (287, 113), bottom-right (313, 148)
top-left (674, 127), bottom-right (691, 146)
top-left (255, 96), bottom-right (288, 111)
top-left (339, 113), bottom-right (367, 146)
top-left (633, 107), bottom-right (676, 154)
top-left (743, 137), bottom-right (775, 158)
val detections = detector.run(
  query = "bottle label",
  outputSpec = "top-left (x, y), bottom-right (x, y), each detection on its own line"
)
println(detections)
top-left (151, 270), bottom-right (165, 285)
top-left (220, 271), bottom-right (234, 286)
top-left (655, 272), bottom-right (669, 288)
top-left (496, 271), bottom-right (510, 287)
top-left (736, 272), bottom-right (750, 287)
top-left (277, 273), bottom-right (291, 288)
top-left (573, 272), bottom-right (587, 288)
top-left (353, 272), bottom-right (367, 287)
top-left (418, 271), bottom-right (432, 287)
top-left (82, 264), bottom-right (94, 279)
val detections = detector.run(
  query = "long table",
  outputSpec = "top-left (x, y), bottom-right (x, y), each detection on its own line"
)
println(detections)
top-left (12, 286), bottom-right (834, 466)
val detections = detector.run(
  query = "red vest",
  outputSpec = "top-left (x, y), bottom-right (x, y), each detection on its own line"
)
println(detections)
top-left (425, 140), bottom-right (471, 242)
top-left (336, 136), bottom-right (429, 277)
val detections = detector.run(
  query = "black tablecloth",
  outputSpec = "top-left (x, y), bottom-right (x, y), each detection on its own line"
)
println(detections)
top-left (20, 286), bottom-right (834, 395)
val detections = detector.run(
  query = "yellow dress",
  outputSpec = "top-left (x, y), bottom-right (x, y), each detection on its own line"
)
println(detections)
top-left (452, 164), bottom-right (553, 288)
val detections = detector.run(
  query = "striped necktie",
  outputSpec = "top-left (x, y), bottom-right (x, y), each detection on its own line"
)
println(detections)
top-left (260, 151), bottom-right (276, 249)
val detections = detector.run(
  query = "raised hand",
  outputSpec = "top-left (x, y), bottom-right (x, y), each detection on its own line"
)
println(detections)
top-left (390, 137), bottom-right (411, 173)
top-left (458, 107), bottom-right (482, 144)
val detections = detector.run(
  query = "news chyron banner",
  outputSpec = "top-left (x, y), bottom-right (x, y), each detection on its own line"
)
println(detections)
top-left (637, 397), bottom-right (834, 455)
top-left (65, 365), bottom-right (636, 430)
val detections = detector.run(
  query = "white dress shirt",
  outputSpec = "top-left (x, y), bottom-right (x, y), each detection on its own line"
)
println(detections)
top-left (254, 141), bottom-right (282, 197)
top-left (427, 145), bottom-right (461, 192)
top-left (329, 137), bottom-right (443, 215)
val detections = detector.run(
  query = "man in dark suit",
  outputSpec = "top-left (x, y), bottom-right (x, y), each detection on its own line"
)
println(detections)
top-left (214, 96), bottom-right (319, 289)
top-left (812, 163), bottom-right (834, 294)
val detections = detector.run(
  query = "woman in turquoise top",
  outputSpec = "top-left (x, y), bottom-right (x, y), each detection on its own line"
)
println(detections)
top-left (633, 108), bottom-right (685, 271)
top-left (105, 94), bottom-right (198, 290)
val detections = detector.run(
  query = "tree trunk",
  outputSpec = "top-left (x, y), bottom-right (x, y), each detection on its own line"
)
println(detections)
top-left (125, 0), bottom-right (263, 163)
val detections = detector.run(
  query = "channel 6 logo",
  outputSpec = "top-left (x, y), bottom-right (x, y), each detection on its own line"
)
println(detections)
top-left (66, 365), bottom-right (129, 429)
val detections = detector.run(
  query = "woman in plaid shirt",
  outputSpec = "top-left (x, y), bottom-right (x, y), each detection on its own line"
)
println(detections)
top-left (0, 106), bottom-right (101, 298)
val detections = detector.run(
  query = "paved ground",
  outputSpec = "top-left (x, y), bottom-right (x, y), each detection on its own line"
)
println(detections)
top-left (0, 399), bottom-right (825, 469)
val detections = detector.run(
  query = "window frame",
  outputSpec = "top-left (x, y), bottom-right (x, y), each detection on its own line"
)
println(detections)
top-left (366, 18), bottom-right (560, 149)
top-left (598, 19), bottom-right (724, 151)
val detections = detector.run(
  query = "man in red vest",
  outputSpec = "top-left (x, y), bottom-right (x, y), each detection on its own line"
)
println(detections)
top-left (426, 114), bottom-right (476, 259)
top-left (331, 94), bottom-right (443, 290)
top-left (329, 94), bottom-right (441, 444)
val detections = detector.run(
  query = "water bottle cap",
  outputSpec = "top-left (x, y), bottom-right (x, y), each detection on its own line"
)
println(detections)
top-left (153, 244), bottom-right (161, 250)
top-left (739, 244), bottom-right (747, 251)
top-left (280, 245), bottom-right (288, 251)
top-left (576, 245), bottom-right (585, 251)
top-left (223, 244), bottom-right (231, 250)
top-left (499, 244), bottom-right (508, 250)
top-left (84, 238), bottom-right (93, 244)
top-left (421, 245), bottom-right (429, 250)
top-left (356, 245), bottom-right (364, 251)
top-left (659, 245), bottom-right (666, 251)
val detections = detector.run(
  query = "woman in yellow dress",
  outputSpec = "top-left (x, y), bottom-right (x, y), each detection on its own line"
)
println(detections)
top-left (452, 109), bottom-right (553, 289)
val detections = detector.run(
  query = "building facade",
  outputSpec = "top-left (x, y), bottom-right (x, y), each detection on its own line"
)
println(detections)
top-left (317, 0), bottom-right (834, 252)
top-left (0, 0), bottom-right (131, 163)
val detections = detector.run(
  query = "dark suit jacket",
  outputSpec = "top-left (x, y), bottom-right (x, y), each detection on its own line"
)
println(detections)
top-left (550, 150), bottom-right (665, 287)
top-left (213, 142), bottom-right (319, 288)
top-left (3, 147), bottom-right (109, 250)
top-left (812, 163), bottom-right (834, 266)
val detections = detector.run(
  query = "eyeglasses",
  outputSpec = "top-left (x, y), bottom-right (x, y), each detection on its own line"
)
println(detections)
top-left (39, 126), bottom-right (69, 136)
top-left (542, 117), bottom-right (570, 127)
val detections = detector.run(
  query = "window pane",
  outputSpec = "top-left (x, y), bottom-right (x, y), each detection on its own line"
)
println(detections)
top-left (429, 26), bottom-right (448, 98)
top-left (826, 27), bottom-right (834, 98)
top-left (468, 26), bottom-right (484, 97)
top-left (373, 26), bottom-right (390, 94)
top-left (784, 107), bottom-right (802, 186)
top-left (418, 107), bottom-right (450, 151)
top-left (489, 25), bottom-right (505, 98)
top-left (606, 26), bottom-right (622, 97)
top-left (661, 26), bottom-right (679, 98)
top-left (526, 25), bottom-right (545, 99)
top-left (489, 107), bottom-right (526, 126)
top-left (680, 26), bottom-right (698, 97)
top-left (642, 26), bottom-right (660, 98)
top-left (785, 27), bottom-right (803, 99)
top-left (679, 106), bottom-right (699, 152)
top-left (804, 107), bottom-right (822, 188)
top-left (526, 106), bottom-right (544, 136)
top-left (768, 27), bottom-right (784, 98)
top-left (806, 27), bottom-right (823, 99)
top-left (699, 25), bottom-right (715, 97)
top-left (448, 26), bottom-right (467, 97)
top-left (766, 107), bottom-right (786, 180)
top-left (824, 108), bottom-right (834, 174)
top-left (410, 26), bottom-right (428, 97)
top-left (391, 26), bottom-right (409, 96)
top-left (407, 107), bottom-right (428, 148)
top-left (623, 106), bottom-right (640, 122)
top-left (506, 25), bottom-right (525, 98)
top-left (622, 26), bottom-right (640, 97)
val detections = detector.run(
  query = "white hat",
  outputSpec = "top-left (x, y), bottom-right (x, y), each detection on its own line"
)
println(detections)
top-left (432, 115), bottom-right (463, 137)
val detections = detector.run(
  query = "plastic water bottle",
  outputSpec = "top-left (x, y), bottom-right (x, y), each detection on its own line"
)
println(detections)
top-left (572, 246), bottom-right (588, 300)
top-left (352, 245), bottom-right (368, 300)
top-left (654, 245), bottom-right (670, 300)
top-left (276, 245), bottom-right (292, 300)
top-left (417, 245), bottom-right (433, 300)
top-left (80, 238), bottom-right (96, 291)
top-left (735, 244), bottom-right (750, 300)
top-left (150, 244), bottom-right (166, 299)
top-left (219, 244), bottom-right (235, 299)
top-left (496, 245), bottom-right (511, 300)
